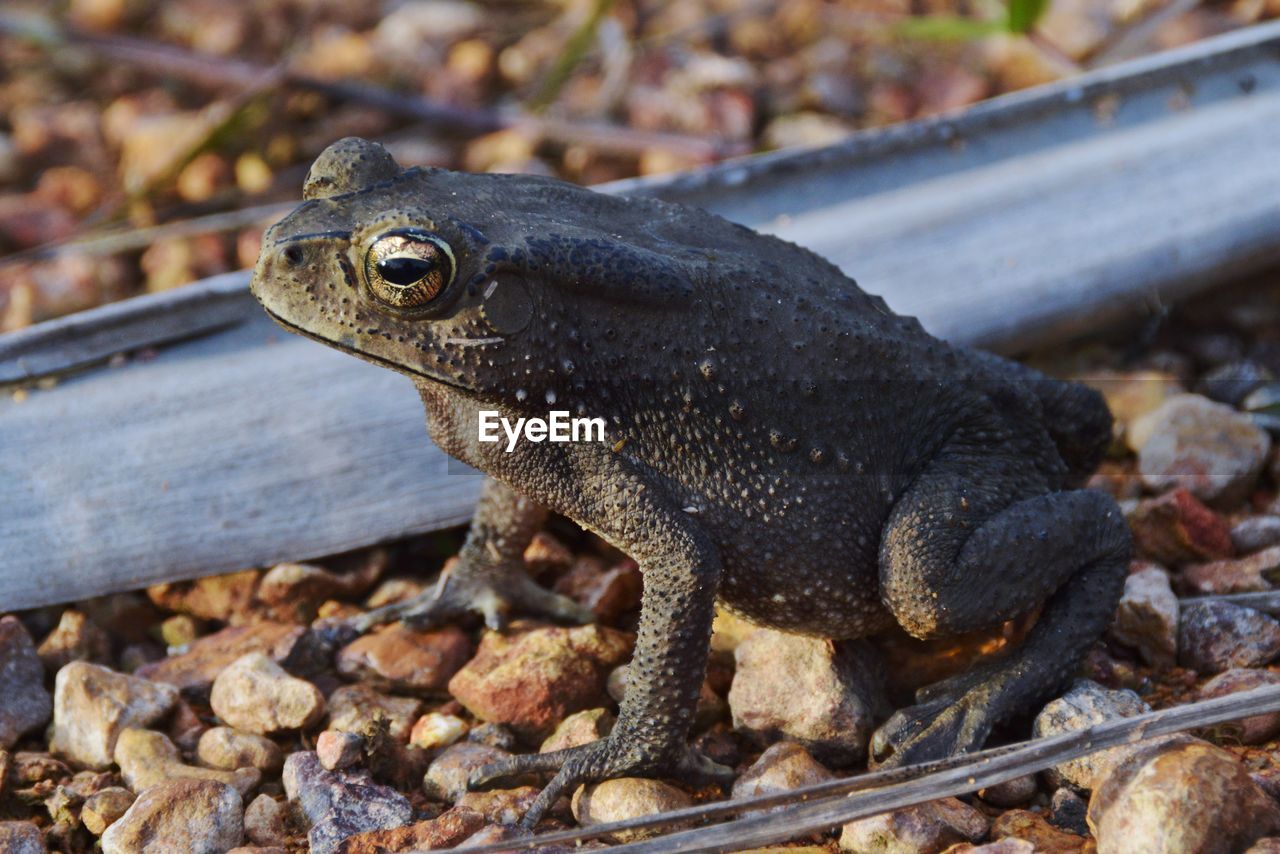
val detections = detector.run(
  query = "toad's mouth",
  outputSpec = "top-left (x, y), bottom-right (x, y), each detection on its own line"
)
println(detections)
top-left (257, 303), bottom-right (477, 395)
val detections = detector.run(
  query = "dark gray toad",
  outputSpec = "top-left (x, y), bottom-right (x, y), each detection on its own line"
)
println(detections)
top-left (251, 137), bottom-right (1131, 825)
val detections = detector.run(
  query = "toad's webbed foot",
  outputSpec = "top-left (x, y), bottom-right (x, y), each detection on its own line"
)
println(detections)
top-left (345, 558), bottom-right (593, 634)
top-left (469, 735), bottom-right (733, 828)
top-left (870, 672), bottom-right (1000, 767)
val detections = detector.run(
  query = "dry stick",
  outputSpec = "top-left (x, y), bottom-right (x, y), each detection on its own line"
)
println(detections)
top-left (0, 13), bottom-right (741, 161)
top-left (1182, 590), bottom-right (1280, 615)
top-left (452, 685), bottom-right (1280, 854)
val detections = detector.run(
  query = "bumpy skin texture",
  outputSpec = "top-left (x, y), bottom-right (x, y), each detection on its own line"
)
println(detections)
top-left (251, 138), bottom-right (1131, 825)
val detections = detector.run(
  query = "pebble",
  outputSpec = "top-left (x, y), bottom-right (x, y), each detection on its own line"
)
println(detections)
top-left (1131, 393), bottom-right (1271, 508)
top-left (256, 559), bottom-right (383, 624)
top-left (282, 751), bottom-right (412, 854)
top-left (160, 614), bottom-right (200, 648)
top-left (1050, 787), bottom-right (1089, 835)
top-left (1088, 738), bottom-right (1280, 853)
top-left (1127, 488), bottom-right (1235, 564)
top-left (948, 841), bottom-right (1035, 854)
top-left (81, 787), bottom-right (136, 835)
top-left (422, 741), bottom-right (518, 802)
top-left (448, 624), bottom-right (632, 738)
top-left (1031, 680), bottom-right (1153, 790)
top-left (978, 774), bottom-right (1039, 808)
top-left (731, 741), bottom-right (834, 805)
top-left (409, 712), bottom-right (468, 751)
top-left (1197, 360), bottom-right (1273, 407)
top-left (336, 624), bottom-right (472, 696)
top-left (1081, 369), bottom-right (1184, 449)
top-left (147, 569), bottom-right (260, 623)
top-left (1199, 669), bottom-right (1280, 743)
top-left (0, 821), bottom-right (46, 854)
top-left (1107, 565), bottom-right (1178, 667)
top-left (990, 809), bottom-right (1085, 852)
top-left (197, 726), bottom-right (284, 773)
top-left (327, 684), bottom-right (423, 741)
top-left (1233, 516), bottom-right (1280, 554)
top-left (115, 727), bottom-right (260, 795)
top-left (0, 617), bottom-right (53, 749)
top-left (137, 622), bottom-right (305, 695)
top-left (49, 661), bottom-right (178, 768)
top-left (1181, 545), bottom-right (1280, 594)
top-left (728, 630), bottom-right (886, 765)
top-left (1178, 600), bottom-right (1280, 673)
top-left (457, 787), bottom-right (541, 824)
top-left (243, 793), bottom-right (290, 846)
top-left (317, 729), bottom-right (364, 771)
top-left (333, 807), bottom-right (485, 854)
top-left (210, 652), bottom-right (326, 734)
top-left (572, 778), bottom-right (693, 842)
top-left (551, 556), bottom-right (643, 622)
top-left (540, 707), bottom-right (614, 753)
top-left (35, 610), bottom-right (112, 672)
top-left (522, 531), bottom-right (575, 576)
top-left (101, 779), bottom-right (244, 854)
top-left (838, 797), bottom-right (989, 853)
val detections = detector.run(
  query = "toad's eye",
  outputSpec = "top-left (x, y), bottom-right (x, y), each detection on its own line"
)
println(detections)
top-left (364, 231), bottom-right (455, 309)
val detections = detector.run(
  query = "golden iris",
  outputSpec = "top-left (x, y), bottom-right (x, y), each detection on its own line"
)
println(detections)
top-left (364, 231), bottom-right (455, 308)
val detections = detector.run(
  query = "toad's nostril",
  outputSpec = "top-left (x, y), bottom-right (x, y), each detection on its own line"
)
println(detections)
top-left (282, 245), bottom-right (305, 267)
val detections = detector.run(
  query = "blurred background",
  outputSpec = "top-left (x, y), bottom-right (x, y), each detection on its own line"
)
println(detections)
top-left (0, 0), bottom-right (1276, 333)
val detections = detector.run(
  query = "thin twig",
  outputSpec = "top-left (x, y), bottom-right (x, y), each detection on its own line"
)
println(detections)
top-left (452, 685), bottom-right (1280, 853)
top-left (0, 12), bottom-right (743, 161)
top-left (1182, 590), bottom-right (1280, 615)
top-left (529, 0), bottom-right (618, 110)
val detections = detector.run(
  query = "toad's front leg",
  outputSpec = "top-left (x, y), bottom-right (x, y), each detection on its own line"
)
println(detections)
top-left (469, 476), bottom-right (733, 827)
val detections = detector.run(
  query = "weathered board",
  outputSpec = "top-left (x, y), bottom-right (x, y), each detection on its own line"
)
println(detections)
top-left (3, 22), bottom-right (1280, 609)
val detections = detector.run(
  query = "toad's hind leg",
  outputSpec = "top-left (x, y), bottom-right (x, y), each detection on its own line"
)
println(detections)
top-left (872, 456), bottom-right (1130, 766)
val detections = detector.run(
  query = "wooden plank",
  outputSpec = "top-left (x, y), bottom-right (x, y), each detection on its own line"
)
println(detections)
top-left (2, 23), bottom-right (1280, 609)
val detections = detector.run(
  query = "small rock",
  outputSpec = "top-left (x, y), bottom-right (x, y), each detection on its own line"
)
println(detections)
top-left (256, 559), bottom-right (383, 624)
top-left (731, 741), bottom-right (834, 811)
top-left (523, 531), bottom-right (575, 576)
top-left (1197, 361), bottom-right (1273, 407)
top-left (336, 624), bottom-right (472, 696)
top-left (1127, 488), bottom-right (1235, 564)
top-left (1131, 393), bottom-right (1271, 508)
top-left (138, 622), bottom-right (305, 695)
top-left (1178, 600), bottom-right (1280, 673)
top-left (49, 661), bottom-right (178, 768)
top-left (1108, 565), bottom-right (1179, 667)
top-left (1199, 669), bottom-right (1280, 743)
top-left (327, 684), bottom-right (423, 742)
top-left (114, 727), bottom-right (260, 795)
top-left (170, 697), bottom-right (210, 752)
top-left (978, 774), bottom-right (1039, 808)
top-left (422, 741), bottom-right (517, 803)
top-left (210, 652), bottom-right (326, 734)
top-left (1248, 840), bottom-right (1280, 854)
top-left (1032, 680), bottom-right (1152, 790)
top-left (572, 778), bottom-right (693, 842)
top-left (81, 787), bottom-right (136, 835)
top-left (1088, 739), bottom-right (1280, 853)
top-left (197, 726), bottom-right (284, 773)
top-left (448, 624), bottom-right (632, 738)
top-left (282, 751), bottom-right (412, 854)
top-left (335, 807), bottom-right (485, 853)
top-left (838, 797), bottom-right (989, 853)
top-left (1080, 369), bottom-right (1184, 449)
top-left (540, 707), bottom-right (614, 753)
top-left (948, 842), bottom-right (1035, 854)
top-left (1049, 787), bottom-right (1090, 835)
top-left (467, 721), bottom-right (517, 750)
top-left (160, 614), bottom-right (200, 648)
top-left (36, 610), bottom-right (112, 672)
top-left (552, 557), bottom-right (643, 622)
top-left (148, 569), bottom-right (260, 623)
top-left (243, 793), bottom-right (290, 846)
top-left (457, 787), bottom-right (541, 824)
top-left (0, 822), bottom-right (46, 854)
top-left (990, 809), bottom-right (1085, 852)
top-left (317, 730), bottom-right (364, 771)
top-left (364, 578), bottom-right (426, 609)
top-left (101, 779), bottom-right (243, 854)
top-left (1181, 545), bottom-right (1280, 594)
top-left (729, 631), bottom-right (886, 765)
top-left (0, 617), bottom-right (52, 749)
top-left (1233, 516), bottom-right (1280, 554)
top-left (409, 712), bottom-right (468, 751)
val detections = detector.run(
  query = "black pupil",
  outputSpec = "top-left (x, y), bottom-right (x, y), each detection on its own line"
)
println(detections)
top-left (377, 256), bottom-right (435, 285)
